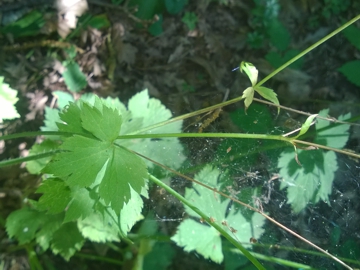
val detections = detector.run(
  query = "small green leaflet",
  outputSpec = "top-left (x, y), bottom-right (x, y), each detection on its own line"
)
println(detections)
top-left (240, 62), bottom-right (258, 86)
top-left (62, 61), bottom-right (87, 93)
top-left (51, 222), bottom-right (85, 261)
top-left (240, 62), bottom-right (279, 113)
top-left (171, 165), bottom-right (265, 263)
top-left (6, 206), bottom-right (82, 260)
top-left (293, 114), bottom-right (317, 139)
top-left (43, 97), bottom-right (148, 214)
top-left (278, 109), bottom-right (351, 213)
top-left (6, 206), bottom-right (64, 251)
top-left (6, 207), bottom-right (51, 245)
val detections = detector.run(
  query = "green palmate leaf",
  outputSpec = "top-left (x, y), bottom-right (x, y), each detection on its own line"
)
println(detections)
top-left (0, 76), bottom-right (20, 123)
top-left (278, 109), bottom-right (351, 213)
top-left (278, 150), bottom-right (337, 213)
top-left (240, 62), bottom-right (258, 86)
top-left (51, 222), bottom-right (85, 261)
top-left (172, 165), bottom-right (265, 263)
top-left (241, 87), bottom-right (254, 110)
top-left (62, 61), bottom-right (87, 93)
top-left (338, 60), bottom-right (360, 87)
top-left (81, 102), bottom-right (122, 141)
top-left (44, 98), bottom-right (148, 214)
top-left (294, 114), bottom-right (318, 138)
top-left (254, 86), bottom-right (280, 114)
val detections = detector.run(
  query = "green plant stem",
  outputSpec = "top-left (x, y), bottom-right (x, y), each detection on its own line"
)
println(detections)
top-left (117, 133), bottom-right (360, 159)
top-left (0, 131), bottom-right (75, 140)
top-left (25, 244), bottom-right (43, 270)
top-left (132, 97), bottom-right (245, 135)
top-left (245, 251), bottom-right (315, 270)
top-left (148, 173), bottom-right (266, 270)
top-left (118, 132), bottom-right (292, 142)
top-left (0, 151), bottom-right (61, 168)
top-left (256, 14), bottom-right (360, 87)
top-left (75, 253), bottom-right (123, 266)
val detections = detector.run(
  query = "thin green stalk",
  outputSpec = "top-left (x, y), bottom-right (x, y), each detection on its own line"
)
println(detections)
top-left (117, 132), bottom-right (292, 142)
top-left (247, 251), bottom-right (316, 269)
top-left (148, 173), bottom-right (266, 270)
top-left (0, 131), bottom-right (85, 140)
top-left (117, 133), bottom-right (360, 159)
top-left (75, 253), bottom-right (123, 266)
top-left (25, 244), bottom-right (43, 270)
top-left (0, 151), bottom-right (61, 168)
top-left (256, 14), bottom-right (360, 87)
top-left (131, 97), bottom-right (244, 135)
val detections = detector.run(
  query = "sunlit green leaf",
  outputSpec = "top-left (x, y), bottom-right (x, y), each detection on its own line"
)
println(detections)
top-left (255, 86), bottom-right (280, 113)
top-left (172, 166), bottom-right (265, 263)
top-left (0, 77), bottom-right (20, 123)
top-left (62, 61), bottom-right (87, 93)
top-left (240, 62), bottom-right (258, 86)
top-left (51, 222), bottom-right (84, 261)
top-left (242, 87), bottom-right (254, 110)
top-left (6, 208), bottom-right (47, 244)
top-left (278, 150), bottom-right (337, 213)
top-left (278, 109), bottom-right (350, 213)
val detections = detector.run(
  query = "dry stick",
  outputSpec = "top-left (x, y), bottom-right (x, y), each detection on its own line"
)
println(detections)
top-left (254, 97), bottom-right (360, 127)
top-left (132, 150), bottom-right (353, 270)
